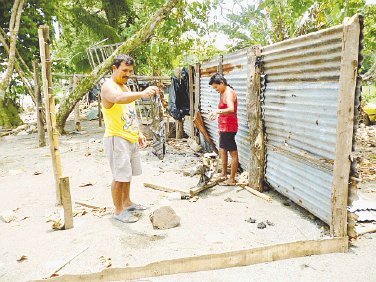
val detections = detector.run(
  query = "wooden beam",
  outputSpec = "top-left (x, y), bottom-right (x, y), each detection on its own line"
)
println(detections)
top-left (34, 237), bottom-right (348, 281)
top-left (38, 25), bottom-right (63, 205)
top-left (189, 177), bottom-right (225, 196)
top-left (59, 176), bottom-right (73, 229)
top-left (247, 45), bottom-right (264, 192)
top-left (144, 183), bottom-right (187, 195)
top-left (217, 55), bottom-right (223, 74)
top-left (238, 184), bottom-right (272, 203)
top-left (33, 60), bottom-right (45, 147)
top-left (331, 15), bottom-right (361, 237)
top-left (193, 63), bottom-right (201, 143)
top-left (175, 120), bottom-right (183, 139)
top-left (75, 201), bottom-right (101, 209)
top-left (188, 65), bottom-right (195, 138)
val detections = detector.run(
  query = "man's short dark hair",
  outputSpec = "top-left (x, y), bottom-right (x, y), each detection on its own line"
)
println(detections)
top-left (112, 54), bottom-right (134, 68)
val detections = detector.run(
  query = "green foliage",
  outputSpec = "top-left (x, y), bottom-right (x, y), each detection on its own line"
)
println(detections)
top-left (363, 84), bottom-right (376, 104)
top-left (212, 0), bottom-right (374, 75)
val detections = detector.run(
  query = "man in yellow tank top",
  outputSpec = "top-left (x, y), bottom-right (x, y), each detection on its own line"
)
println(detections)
top-left (101, 54), bottom-right (159, 223)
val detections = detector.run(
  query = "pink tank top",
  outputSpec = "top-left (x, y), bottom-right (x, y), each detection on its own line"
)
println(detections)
top-left (218, 91), bottom-right (238, 132)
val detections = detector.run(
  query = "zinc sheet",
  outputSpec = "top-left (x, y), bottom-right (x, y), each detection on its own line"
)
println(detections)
top-left (199, 50), bottom-right (250, 170)
top-left (262, 25), bottom-right (344, 224)
top-left (199, 58), bottom-right (221, 152)
top-left (222, 49), bottom-right (250, 169)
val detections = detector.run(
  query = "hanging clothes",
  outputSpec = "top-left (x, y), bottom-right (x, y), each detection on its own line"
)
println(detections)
top-left (168, 67), bottom-right (190, 120)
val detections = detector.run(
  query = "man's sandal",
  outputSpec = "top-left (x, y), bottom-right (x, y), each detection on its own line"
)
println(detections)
top-left (113, 210), bottom-right (139, 223)
top-left (127, 203), bottom-right (148, 211)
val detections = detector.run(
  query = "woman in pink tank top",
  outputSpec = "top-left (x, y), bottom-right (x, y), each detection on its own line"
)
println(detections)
top-left (209, 73), bottom-right (239, 186)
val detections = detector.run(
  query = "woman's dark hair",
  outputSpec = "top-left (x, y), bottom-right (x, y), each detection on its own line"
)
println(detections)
top-left (112, 54), bottom-right (134, 68)
top-left (209, 73), bottom-right (233, 89)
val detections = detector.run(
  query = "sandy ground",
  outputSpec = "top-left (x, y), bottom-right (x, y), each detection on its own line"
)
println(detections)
top-left (0, 119), bottom-right (375, 281)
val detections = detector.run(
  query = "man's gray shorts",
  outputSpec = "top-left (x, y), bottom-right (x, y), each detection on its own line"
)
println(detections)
top-left (103, 136), bottom-right (142, 182)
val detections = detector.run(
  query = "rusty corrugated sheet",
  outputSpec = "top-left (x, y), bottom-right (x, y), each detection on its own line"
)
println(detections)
top-left (261, 25), bottom-right (344, 224)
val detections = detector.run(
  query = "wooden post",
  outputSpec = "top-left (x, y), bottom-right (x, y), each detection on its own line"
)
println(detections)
top-left (194, 63), bottom-right (201, 143)
top-left (73, 75), bottom-right (81, 131)
top-left (59, 176), bottom-right (73, 229)
top-left (166, 115), bottom-right (170, 139)
top-left (247, 45), bottom-right (264, 192)
top-left (33, 60), bottom-right (45, 147)
top-left (175, 120), bottom-right (183, 139)
top-left (38, 25), bottom-right (63, 205)
top-left (331, 15), bottom-right (360, 237)
top-left (188, 65), bottom-right (194, 138)
top-left (217, 55), bottom-right (223, 74)
top-left (98, 90), bottom-right (102, 127)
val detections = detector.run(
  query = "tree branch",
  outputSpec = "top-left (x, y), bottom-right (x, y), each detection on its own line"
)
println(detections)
top-left (56, 0), bottom-right (181, 133)
top-left (0, 0), bottom-right (25, 97)
top-left (362, 55), bottom-right (376, 82)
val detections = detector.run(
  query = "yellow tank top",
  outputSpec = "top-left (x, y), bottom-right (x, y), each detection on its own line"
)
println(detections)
top-left (102, 81), bottom-right (139, 143)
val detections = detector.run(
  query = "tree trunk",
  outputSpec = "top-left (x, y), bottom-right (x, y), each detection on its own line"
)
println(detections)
top-left (0, 0), bottom-right (25, 97)
top-left (0, 26), bottom-right (36, 104)
top-left (56, 0), bottom-right (180, 133)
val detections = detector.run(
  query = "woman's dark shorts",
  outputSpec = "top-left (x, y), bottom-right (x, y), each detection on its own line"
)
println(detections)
top-left (219, 132), bottom-right (237, 151)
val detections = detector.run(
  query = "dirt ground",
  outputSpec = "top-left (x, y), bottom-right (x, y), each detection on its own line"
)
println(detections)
top-left (0, 117), bottom-right (375, 281)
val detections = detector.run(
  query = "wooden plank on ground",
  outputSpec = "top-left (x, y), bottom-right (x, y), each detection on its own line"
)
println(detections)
top-left (331, 14), bottom-right (361, 237)
top-left (144, 183), bottom-right (187, 195)
top-left (34, 237), bottom-right (348, 282)
top-left (189, 177), bottom-right (225, 196)
top-left (238, 184), bottom-right (272, 203)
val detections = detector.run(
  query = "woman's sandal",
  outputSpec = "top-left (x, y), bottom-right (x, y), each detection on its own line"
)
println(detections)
top-left (220, 179), bottom-right (237, 186)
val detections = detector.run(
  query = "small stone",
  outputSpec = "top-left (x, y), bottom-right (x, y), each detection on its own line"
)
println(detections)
top-left (257, 222), bottom-right (267, 229)
top-left (149, 206), bottom-right (180, 230)
top-left (245, 217), bottom-right (256, 223)
top-left (0, 210), bottom-right (17, 223)
top-left (266, 220), bottom-right (274, 226)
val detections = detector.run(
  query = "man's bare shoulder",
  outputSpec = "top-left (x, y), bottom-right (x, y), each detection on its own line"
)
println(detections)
top-left (101, 79), bottom-right (114, 91)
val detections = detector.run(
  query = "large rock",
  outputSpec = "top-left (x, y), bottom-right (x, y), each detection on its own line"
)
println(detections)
top-left (149, 206), bottom-right (180, 230)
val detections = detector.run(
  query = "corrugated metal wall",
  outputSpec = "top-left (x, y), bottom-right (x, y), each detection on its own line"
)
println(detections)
top-left (222, 49), bottom-right (250, 169)
top-left (261, 25), bottom-right (344, 224)
top-left (183, 116), bottom-right (192, 137)
top-left (199, 57), bottom-right (220, 150)
top-left (199, 49), bottom-right (250, 169)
